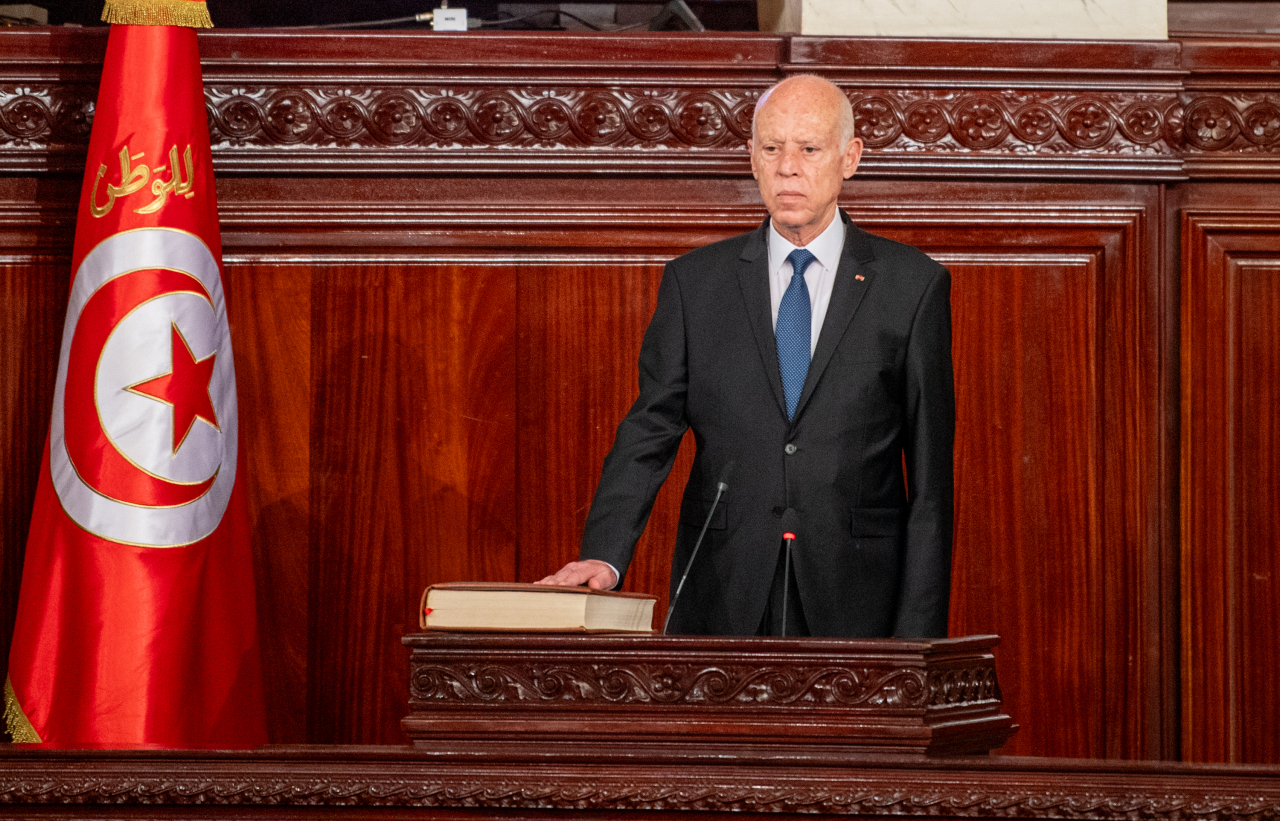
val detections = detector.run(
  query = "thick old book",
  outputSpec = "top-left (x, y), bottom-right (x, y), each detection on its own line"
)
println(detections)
top-left (419, 583), bottom-right (656, 633)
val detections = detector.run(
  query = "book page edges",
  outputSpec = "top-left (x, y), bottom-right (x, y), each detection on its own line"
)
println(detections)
top-left (420, 585), bottom-right (656, 632)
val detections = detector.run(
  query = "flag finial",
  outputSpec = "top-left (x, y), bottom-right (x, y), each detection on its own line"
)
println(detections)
top-left (102, 0), bottom-right (212, 28)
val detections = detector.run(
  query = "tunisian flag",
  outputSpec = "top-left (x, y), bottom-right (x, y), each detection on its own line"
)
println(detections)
top-left (3, 2), bottom-right (268, 746)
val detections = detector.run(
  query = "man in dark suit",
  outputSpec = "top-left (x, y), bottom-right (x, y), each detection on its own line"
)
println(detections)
top-left (539, 75), bottom-right (953, 638)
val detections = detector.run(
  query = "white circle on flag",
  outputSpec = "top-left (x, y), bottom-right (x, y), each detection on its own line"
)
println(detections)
top-left (98, 292), bottom-right (226, 484)
top-left (50, 228), bottom-right (239, 548)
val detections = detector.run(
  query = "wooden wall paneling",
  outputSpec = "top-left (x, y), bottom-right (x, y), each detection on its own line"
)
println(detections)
top-left (507, 194), bottom-right (784, 622)
top-left (197, 32), bottom-right (783, 178)
top-left (847, 186), bottom-right (1162, 759)
top-left (515, 258), bottom-right (696, 614)
top-left (0, 28), bottom-right (1270, 756)
top-left (212, 178), bottom-right (772, 253)
top-left (0, 179), bottom-right (77, 692)
top-left (1181, 207), bottom-right (1280, 764)
top-left (1235, 257), bottom-right (1280, 766)
top-left (0, 30), bottom-right (787, 177)
top-left (1157, 181), bottom-right (1182, 764)
top-left (788, 37), bottom-right (1184, 181)
top-left (1178, 36), bottom-right (1280, 180)
top-left (218, 180), bottom-right (770, 745)
top-left (0, 30), bottom-right (1274, 184)
top-left (306, 258), bottom-right (518, 744)
top-left (1094, 195), bottom-right (1165, 763)
top-left (222, 259), bottom-right (312, 744)
top-left (947, 251), bottom-right (1104, 759)
top-left (0, 256), bottom-right (68, 685)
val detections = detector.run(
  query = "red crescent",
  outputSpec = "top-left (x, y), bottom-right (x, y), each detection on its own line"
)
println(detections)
top-left (64, 267), bottom-right (218, 508)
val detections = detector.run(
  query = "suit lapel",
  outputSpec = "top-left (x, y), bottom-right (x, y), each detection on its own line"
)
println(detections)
top-left (736, 221), bottom-right (788, 418)
top-left (792, 213), bottom-right (876, 422)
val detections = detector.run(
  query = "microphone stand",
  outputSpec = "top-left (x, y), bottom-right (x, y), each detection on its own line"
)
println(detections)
top-left (780, 529), bottom-right (797, 637)
top-left (663, 463), bottom-right (734, 634)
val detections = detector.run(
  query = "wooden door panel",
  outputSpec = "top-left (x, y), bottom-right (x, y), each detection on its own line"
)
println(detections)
top-left (947, 254), bottom-right (1104, 758)
top-left (1237, 261), bottom-right (1280, 765)
top-left (306, 259), bottom-right (518, 744)
top-left (1182, 214), bottom-right (1280, 764)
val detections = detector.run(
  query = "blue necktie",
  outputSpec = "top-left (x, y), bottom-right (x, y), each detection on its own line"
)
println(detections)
top-left (776, 248), bottom-right (815, 421)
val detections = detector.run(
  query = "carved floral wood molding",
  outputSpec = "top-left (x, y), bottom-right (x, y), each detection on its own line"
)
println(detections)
top-left (1, 760), bottom-right (1279, 817)
top-left (409, 660), bottom-right (998, 708)
top-left (1, 80), bottom-right (1278, 177)
top-left (1181, 94), bottom-right (1280, 152)
top-left (208, 86), bottom-right (757, 149)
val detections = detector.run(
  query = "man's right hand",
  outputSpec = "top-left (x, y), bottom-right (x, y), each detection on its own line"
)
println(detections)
top-left (535, 560), bottom-right (618, 590)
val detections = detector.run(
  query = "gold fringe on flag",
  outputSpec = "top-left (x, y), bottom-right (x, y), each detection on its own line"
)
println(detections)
top-left (3, 676), bottom-right (41, 743)
top-left (101, 0), bottom-right (213, 28)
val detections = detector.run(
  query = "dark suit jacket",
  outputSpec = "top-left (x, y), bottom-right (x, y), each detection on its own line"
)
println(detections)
top-left (580, 211), bottom-right (954, 638)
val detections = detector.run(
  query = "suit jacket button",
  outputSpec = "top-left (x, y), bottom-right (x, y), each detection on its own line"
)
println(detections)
top-left (784, 443), bottom-right (797, 455)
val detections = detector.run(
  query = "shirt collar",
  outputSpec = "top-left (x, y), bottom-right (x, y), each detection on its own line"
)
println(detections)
top-left (767, 212), bottom-right (846, 276)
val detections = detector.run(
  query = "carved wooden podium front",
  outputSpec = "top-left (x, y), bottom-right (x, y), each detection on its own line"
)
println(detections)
top-left (402, 633), bottom-right (1016, 763)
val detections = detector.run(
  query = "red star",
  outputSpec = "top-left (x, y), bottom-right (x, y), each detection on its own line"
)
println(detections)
top-left (127, 323), bottom-right (220, 454)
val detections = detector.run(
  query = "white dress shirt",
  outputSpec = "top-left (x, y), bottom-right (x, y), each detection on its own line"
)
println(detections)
top-left (767, 214), bottom-right (845, 356)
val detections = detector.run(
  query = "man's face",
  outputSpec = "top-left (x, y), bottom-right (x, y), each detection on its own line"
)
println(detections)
top-left (749, 81), bottom-right (863, 247)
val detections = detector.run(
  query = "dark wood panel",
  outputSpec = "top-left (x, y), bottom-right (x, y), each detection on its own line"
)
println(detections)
top-left (1095, 205), bottom-right (1164, 762)
top-left (0, 258), bottom-right (68, 685)
top-left (307, 261), bottom-right (518, 744)
top-left (947, 255), bottom-right (1104, 759)
top-left (1181, 211), bottom-right (1280, 764)
top-left (515, 260), bottom-right (699, 615)
top-left (1236, 262), bottom-right (1280, 765)
top-left (856, 194), bottom-right (1162, 760)
top-left (223, 262), bottom-right (313, 744)
top-left (1180, 213), bottom-right (1239, 764)
top-left (214, 177), bottom-right (771, 251)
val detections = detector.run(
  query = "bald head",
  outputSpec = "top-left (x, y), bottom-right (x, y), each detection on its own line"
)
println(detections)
top-left (752, 76), bottom-right (856, 147)
top-left (748, 75), bottom-right (863, 246)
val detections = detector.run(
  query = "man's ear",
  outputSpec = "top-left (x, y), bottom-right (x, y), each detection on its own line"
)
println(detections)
top-left (748, 139), bottom-right (760, 180)
top-left (843, 137), bottom-right (864, 179)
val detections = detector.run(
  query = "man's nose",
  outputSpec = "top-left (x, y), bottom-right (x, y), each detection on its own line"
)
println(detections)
top-left (777, 147), bottom-right (801, 174)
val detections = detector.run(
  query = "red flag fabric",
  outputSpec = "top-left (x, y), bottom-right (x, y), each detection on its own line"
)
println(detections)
top-left (3, 13), bottom-right (267, 746)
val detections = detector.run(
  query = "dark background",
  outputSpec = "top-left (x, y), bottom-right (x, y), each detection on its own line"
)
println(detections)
top-left (36, 0), bottom-right (758, 29)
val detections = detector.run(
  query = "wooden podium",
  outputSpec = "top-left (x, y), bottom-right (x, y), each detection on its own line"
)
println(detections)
top-left (401, 633), bottom-right (1017, 762)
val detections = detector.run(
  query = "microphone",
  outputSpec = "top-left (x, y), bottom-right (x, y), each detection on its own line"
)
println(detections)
top-left (779, 509), bottom-right (799, 638)
top-left (664, 461), bottom-right (735, 634)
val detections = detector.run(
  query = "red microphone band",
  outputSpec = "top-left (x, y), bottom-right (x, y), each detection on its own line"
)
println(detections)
top-left (783, 532), bottom-right (796, 541)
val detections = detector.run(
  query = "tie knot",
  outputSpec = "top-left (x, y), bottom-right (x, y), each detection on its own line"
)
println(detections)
top-left (787, 248), bottom-right (817, 279)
